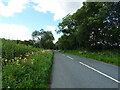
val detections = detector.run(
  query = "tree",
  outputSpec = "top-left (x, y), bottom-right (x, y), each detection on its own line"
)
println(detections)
top-left (32, 29), bottom-right (55, 49)
top-left (56, 2), bottom-right (120, 50)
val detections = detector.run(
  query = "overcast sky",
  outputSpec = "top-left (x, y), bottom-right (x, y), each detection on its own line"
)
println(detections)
top-left (0, 0), bottom-right (84, 43)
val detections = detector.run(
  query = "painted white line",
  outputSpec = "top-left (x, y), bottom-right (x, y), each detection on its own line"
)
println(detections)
top-left (67, 56), bottom-right (74, 60)
top-left (79, 62), bottom-right (120, 84)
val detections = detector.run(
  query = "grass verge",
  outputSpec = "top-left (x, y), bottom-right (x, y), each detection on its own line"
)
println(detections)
top-left (2, 50), bottom-right (53, 88)
top-left (59, 50), bottom-right (120, 66)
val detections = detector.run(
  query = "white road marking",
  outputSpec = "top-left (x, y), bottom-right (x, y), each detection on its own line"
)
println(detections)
top-left (67, 56), bottom-right (73, 60)
top-left (79, 62), bottom-right (120, 84)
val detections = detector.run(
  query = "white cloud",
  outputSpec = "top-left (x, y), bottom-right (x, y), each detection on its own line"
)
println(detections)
top-left (46, 25), bottom-right (62, 43)
top-left (46, 25), bottom-right (56, 32)
top-left (0, 24), bottom-right (31, 40)
top-left (31, 0), bottom-right (83, 20)
top-left (0, 0), bottom-right (84, 20)
top-left (0, 0), bottom-right (29, 17)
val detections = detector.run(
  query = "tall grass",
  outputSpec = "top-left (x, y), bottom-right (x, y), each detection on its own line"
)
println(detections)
top-left (59, 49), bottom-right (120, 66)
top-left (1, 39), bottom-right (37, 60)
top-left (2, 50), bottom-right (53, 88)
top-left (1, 38), bottom-right (54, 88)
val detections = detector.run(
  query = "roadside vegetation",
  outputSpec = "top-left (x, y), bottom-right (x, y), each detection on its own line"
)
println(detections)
top-left (59, 49), bottom-right (120, 66)
top-left (1, 29), bottom-right (54, 88)
top-left (1, 1), bottom-right (120, 89)
top-left (2, 39), bottom-right (37, 61)
top-left (2, 49), bottom-right (53, 88)
top-left (56, 2), bottom-right (120, 66)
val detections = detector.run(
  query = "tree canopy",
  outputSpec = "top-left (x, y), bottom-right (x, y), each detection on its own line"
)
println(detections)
top-left (56, 2), bottom-right (120, 50)
top-left (32, 29), bottom-right (55, 49)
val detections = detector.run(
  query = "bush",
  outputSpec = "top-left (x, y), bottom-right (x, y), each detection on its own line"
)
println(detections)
top-left (1, 39), bottom-right (37, 60)
top-left (2, 50), bottom-right (53, 88)
top-left (1, 39), bottom-right (54, 88)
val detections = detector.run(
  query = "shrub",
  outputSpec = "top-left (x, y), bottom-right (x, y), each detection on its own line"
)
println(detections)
top-left (1, 39), bottom-right (37, 60)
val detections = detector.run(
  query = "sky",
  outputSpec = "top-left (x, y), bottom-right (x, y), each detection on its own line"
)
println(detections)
top-left (0, 0), bottom-right (84, 43)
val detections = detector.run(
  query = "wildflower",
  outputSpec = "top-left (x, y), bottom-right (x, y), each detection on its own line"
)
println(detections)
top-left (5, 59), bottom-right (7, 62)
top-left (8, 86), bottom-right (10, 88)
top-left (19, 57), bottom-right (22, 59)
top-left (16, 61), bottom-right (20, 65)
top-left (31, 61), bottom-right (34, 64)
top-left (9, 60), bottom-right (11, 63)
top-left (26, 54), bottom-right (29, 57)
top-left (24, 58), bottom-right (27, 60)
top-left (15, 57), bottom-right (17, 60)
top-left (17, 60), bottom-right (19, 62)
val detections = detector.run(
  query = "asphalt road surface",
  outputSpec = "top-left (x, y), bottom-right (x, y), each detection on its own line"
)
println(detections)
top-left (51, 50), bottom-right (120, 89)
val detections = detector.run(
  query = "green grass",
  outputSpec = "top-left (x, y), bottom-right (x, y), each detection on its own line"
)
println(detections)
top-left (2, 50), bottom-right (53, 88)
top-left (59, 49), bottom-right (120, 66)
top-left (1, 39), bottom-right (37, 60)
top-left (1, 38), bottom-right (54, 88)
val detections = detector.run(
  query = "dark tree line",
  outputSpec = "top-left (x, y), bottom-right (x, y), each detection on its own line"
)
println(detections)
top-left (32, 29), bottom-right (55, 49)
top-left (56, 2), bottom-right (120, 50)
top-left (15, 29), bottom-right (55, 49)
top-left (16, 40), bottom-right (34, 46)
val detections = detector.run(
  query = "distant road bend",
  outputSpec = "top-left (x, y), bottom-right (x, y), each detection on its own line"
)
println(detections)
top-left (51, 50), bottom-right (120, 88)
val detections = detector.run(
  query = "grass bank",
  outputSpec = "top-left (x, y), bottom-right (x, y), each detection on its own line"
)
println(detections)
top-left (59, 49), bottom-right (120, 66)
top-left (1, 38), bottom-right (37, 60)
top-left (1, 39), bottom-right (54, 88)
top-left (2, 50), bottom-right (53, 88)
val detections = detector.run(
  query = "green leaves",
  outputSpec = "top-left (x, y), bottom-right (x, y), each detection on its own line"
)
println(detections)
top-left (2, 50), bottom-right (53, 88)
top-left (56, 2), bottom-right (120, 50)
top-left (1, 39), bottom-right (37, 61)
top-left (32, 29), bottom-right (55, 49)
top-left (60, 49), bottom-right (120, 66)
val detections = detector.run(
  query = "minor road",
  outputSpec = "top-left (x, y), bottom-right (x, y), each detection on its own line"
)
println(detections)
top-left (51, 50), bottom-right (119, 88)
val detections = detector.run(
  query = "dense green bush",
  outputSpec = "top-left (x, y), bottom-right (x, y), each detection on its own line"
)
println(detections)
top-left (1, 38), bottom-right (54, 88)
top-left (2, 50), bottom-right (53, 88)
top-left (1, 39), bottom-right (37, 60)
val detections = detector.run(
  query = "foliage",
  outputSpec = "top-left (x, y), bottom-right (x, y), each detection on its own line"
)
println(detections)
top-left (1, 38), bottom-right (54, 88)
top-left (59, 49), bottom-right (120, 66)
top-left (56, 2), bottom-right (120, 50)
top-left (2, 50), bottom-right (53, 88)
top-left (1, 38), bottom-right (37, 60)
top-left (18, 40), bottom-right (34, 46)
top-left (32, 29), bottom-right (55, 49)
